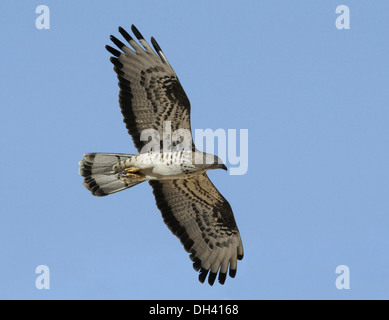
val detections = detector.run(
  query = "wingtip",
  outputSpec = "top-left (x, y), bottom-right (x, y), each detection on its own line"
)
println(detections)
top-left (192, 257), bottom-right (201, 271)
top-left (208, 272), bottom-right (217, 286)
top-left (118, 26), bottom-right (133, 43)
top-left (109, 56), bottom-right (123, 68)
top-left (218, 272), bottom-right (227, 285)
top-left (131, 24), bottom-right (144, 40)
top-left (238, 246), bottom-right (244, 260)
top-left (198, 268), bottom-right (209, 284)
top-left (110, 35), bottom-right (126, 50)
top-left (150, 36), bottom-right (162, 52)
top-left (118, 26), bottom-right (125, 36)
top-left (105, 45), bottom-right (121, 57)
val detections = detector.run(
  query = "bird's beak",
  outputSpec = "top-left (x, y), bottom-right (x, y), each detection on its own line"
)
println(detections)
top-left (210, 163), bottom-right (227, 171)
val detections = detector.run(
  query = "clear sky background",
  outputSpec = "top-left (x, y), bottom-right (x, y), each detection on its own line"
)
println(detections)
top-left (0, 1), bottom-right (388, 300)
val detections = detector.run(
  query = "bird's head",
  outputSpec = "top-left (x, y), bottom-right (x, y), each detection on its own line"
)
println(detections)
top-left (210, 162), bottom-right (228, 171)
top-left (194, 153), bottom-right (227, 172)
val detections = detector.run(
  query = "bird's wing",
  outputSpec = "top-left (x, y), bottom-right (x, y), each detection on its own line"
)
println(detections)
top-left (149, 173), bottom-right (244, 285)
top-left (106, 25), bottom-right (192, 153)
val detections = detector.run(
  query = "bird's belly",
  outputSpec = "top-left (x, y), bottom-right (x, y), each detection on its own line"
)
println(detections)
top-left (145, 163), bottom-right (191, 180)
top-left (126, 151), bottom-right (198, 180)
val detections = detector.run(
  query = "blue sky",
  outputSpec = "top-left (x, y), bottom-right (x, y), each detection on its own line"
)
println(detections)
top-left (1, 1), bottom-right (388, 299)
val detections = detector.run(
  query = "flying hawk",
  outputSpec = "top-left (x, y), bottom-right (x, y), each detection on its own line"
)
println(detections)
top-left (79, 25), bottom-right (244, 285)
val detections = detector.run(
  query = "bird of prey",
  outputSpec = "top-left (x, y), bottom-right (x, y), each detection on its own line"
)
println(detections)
top-left (79, 25), bottom-right (244, 285)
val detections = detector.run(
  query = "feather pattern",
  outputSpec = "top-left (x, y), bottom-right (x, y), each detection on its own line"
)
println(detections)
top-left (149, 173), bottom-right (243, 285)
top-left (79, 25), bottom-right (244, 285)
top-left (108, 25), bottom-right (192, 152)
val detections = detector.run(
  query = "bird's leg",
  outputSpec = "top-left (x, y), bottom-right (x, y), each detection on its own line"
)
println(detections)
top-left (124, 167), bottom-right (143, 178)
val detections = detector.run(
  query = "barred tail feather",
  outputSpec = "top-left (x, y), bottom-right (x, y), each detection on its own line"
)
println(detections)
top-left (79, 153), bottom-right (146, 197)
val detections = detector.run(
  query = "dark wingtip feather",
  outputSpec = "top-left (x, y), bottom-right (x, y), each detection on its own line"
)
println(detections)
top-left (199, 268), bottom-right (209, 284)
top-left (118, 26), bottom-right (133, 43)
top-left (110, 35), bottom-right (126, 50)
top-left (229, 268), bottom-right (237, 278)
top-left (218, 272), bottom-right (227, 285)
top-left (150, 36), bottom-right (162, 53)
top-left (131, 24), bottom-right (144, 40)
top-left (105, 45), bottom-right (121, 57)
top-left (192, 258), bottom-right (201, 272)
top-left (110, 57), bottom-right (123, 69)
top-left (238, 254), bottom-right (244, 260)
top-left (208, 272), bottom-right (217, 286)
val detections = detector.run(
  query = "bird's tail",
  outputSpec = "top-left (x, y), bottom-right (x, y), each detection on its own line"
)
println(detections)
top-left (79, 153), bottom-right (146, 197)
